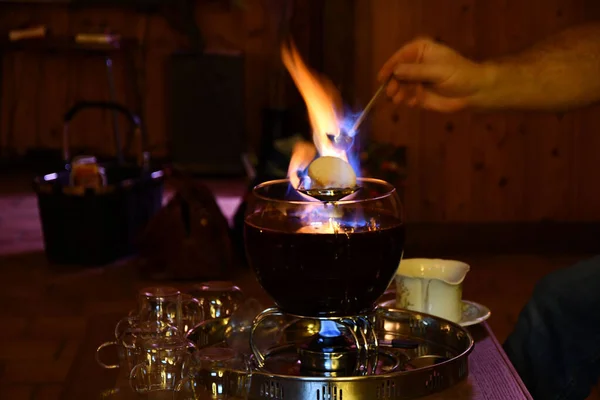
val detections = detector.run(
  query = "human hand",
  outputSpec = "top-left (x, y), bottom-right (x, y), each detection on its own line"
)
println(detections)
top-left (378, 37), bottom-right (493, 112)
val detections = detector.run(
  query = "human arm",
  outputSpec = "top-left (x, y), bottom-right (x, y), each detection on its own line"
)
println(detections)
top-left (378, 23), bottom-right (600, 113)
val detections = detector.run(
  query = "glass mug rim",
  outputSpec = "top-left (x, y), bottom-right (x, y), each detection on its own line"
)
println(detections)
top-left (251, 177), bottom-right (398, 205)
top-left (193, 281), bottom-right (242, 292)
top-left (139, 286), bottom-right (181, 299)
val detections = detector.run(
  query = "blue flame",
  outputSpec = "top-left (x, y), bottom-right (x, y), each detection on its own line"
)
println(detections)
top-left (338, 107), bottom-right (363, 178)
top-left (319, 320), bottom-right (342, 337)
top-left (285, 103), bottom-right (366, 196)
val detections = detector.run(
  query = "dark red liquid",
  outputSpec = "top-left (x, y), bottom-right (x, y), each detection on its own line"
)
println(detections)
top-left (244, 209), bottom-right (405, 317)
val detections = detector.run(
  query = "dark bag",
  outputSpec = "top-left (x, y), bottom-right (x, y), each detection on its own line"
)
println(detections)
top-left (137, 176), bottom-right (234, 280)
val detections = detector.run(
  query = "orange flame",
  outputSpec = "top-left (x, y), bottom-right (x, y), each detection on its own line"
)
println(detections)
top-left (281, 41), bottom-right (349, 188)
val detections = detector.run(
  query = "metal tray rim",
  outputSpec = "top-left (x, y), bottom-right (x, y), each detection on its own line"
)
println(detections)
top-left (247, 306), bottom-right (475, 382)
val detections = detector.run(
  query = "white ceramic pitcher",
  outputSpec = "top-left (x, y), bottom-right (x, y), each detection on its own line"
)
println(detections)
top-left (395, 258), bottom-right (470, 323)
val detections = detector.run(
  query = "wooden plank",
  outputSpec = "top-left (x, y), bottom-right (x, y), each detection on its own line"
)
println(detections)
top-left (35, 7), bottom-right (71, 153)
top-left (65, 8), bottom-right (111, 155)
top-left (572, 106), bottom-right (600, 220)
top-left (403, 221), bottom-right (600, 257)
top-left (572, 1), bottom-right (600, 220)
top-left (471, 0), bottom-right (521, 222)
top-left (416, 0), bottom-right (475, 222)
top-left (369, 0), bottom-right (423, 221)
top-left (363, 0), bottom-right (600, 222)
top-left (428, 0), bottom-right (475, 222)
top-left (523, 0), bottom-right (581, 221)
top-left (322, 0), bottom-right (355, 105)
top-left (3, 1), bottom-right (600, 222)
top-left (0, 2), bottom-right (302, 160)
top-left (352, 0), bottom-right (372, 118)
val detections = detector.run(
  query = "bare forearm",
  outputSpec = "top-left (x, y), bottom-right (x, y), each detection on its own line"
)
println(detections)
top-left (475, 23), bottom-right (600, 111)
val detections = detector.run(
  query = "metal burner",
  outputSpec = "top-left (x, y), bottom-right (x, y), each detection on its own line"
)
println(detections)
top-left (297, 333), bottom-right (357, 373)
top-left (298, 348), bottom-right (356, 374)
top-left (250, 309), bottom-right (380, 376)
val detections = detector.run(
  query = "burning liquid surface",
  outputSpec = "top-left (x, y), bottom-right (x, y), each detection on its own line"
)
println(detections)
top-left (244, 208), bottom-right (405, 317)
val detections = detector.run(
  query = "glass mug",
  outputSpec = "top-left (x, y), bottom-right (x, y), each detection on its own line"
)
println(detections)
top-left (137, 286), bottom-right (204, 334)
top-left (191, 347), bottom-right (252, 399)
top-left (187, 282), bottom-right (245, 321)
top-left (96, 315), bottom-right (179, 370)
top-left (129, 335), bottom-right (197, 394)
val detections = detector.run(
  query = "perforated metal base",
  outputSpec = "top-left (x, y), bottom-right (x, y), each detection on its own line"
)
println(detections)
top-left (246, 307), bottom-right (473, 400)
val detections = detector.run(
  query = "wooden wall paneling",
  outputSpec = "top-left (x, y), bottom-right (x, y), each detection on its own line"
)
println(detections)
top-left (194, 0), bottom-right (295, 155)
top-left (261, 0), bottom-right (297, 111)
top-left (584, 0), bottom-right (600, 18)
top-left (369, 0), bottom-right (423, 221)
top-left (477, 0), bottom-right (534, 222)
top-left (0, 7), bottom-right (24, 155)
top-left (572, 106), bottom-right (600, 220)
top-left (240, 0), bottom-right (266, 157)
top-left (144, 13), bottom-right (186, 158)
top-left (0, 6), bottom-right (44, 156)
top-left (189, 1), bottom-right (250, 163)
top-left (3, 1), bottom-right (600, 223)
top-left (66, 8), bottom-right (112, 155)
top-left (36, 7), bottom-right (70, 153)
top-left (352, 0), bottom-right (372, 115)
top-left (59, 7), bottom-right (146, 158)
top-left (242, 0), bottom-right (280, 155)
top-left (0, 7), bottom-right (12, 155)
top-left (143, 46), bottom-right (168, 158)
top-left (470, 0), bottom-right (503, 222)
top-left (417, 0), bottom-right (475, 222)
top-left (321, 0), bottom-right (355, 106)
top-left (470, 0), bottom-right (514, 222)
top-left (289, 0), bottom-right (315, 108)
top-left (0, 2), bottom-right (314, 160)
top-left (19, 54), bottom-right (46, 154)
top-left (352, 0), bottom-right (374, 177)
top-left (572, 1), bottom-right (600, 220)
top-left (10, 51), bottom-right (39, 155)
top-left (102, 9), bottom-right (147, 158)
top-left (121, 15), bottom-right (148, 157)
top-left (524, 0), bottom-right (583, 221)
top-left (564, 108), bottom-right (583, 220)
top-left (0, 56), bottom-right (9, 155)
top-left (304, 0), bottom-right (323, 74)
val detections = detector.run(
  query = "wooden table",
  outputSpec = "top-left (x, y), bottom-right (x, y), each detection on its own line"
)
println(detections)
top-left (60, 310), bottom-right (532, 400)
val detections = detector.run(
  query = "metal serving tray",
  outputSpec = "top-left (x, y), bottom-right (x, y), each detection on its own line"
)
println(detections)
top-left (187, 307), bottom-right (474, 400)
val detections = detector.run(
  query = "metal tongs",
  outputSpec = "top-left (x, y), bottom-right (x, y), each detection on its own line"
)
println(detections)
top-left (329, 76), bottom-right (392, 152)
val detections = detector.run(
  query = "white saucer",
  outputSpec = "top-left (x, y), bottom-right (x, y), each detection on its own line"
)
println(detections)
top-left (377, 299), bottom-right (491, 327)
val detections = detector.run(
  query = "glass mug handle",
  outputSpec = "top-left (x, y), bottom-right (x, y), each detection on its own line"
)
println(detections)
top-left (95, 341), bottom-right (120, 369)
top-left (130, 363), bottom-right (195, 396)
top-left (182, 296), bottom-right (204, 327)
top-left (174, 375), bottom-right (195, 398)
top-left (250, 307), bottom-right (283, 368)
top-left (129, 363), bottom-right (152, 393)
top-left (168, 295), bottom-right (204, 333)
top-left (114, 315), bottom-right (135, 340)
